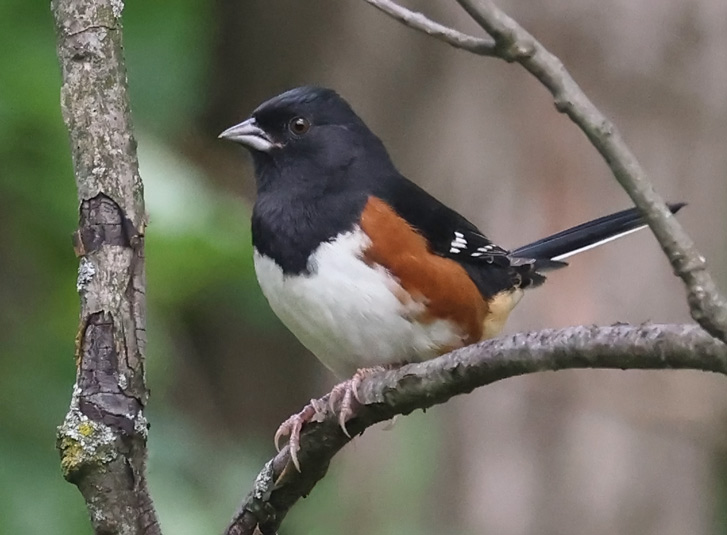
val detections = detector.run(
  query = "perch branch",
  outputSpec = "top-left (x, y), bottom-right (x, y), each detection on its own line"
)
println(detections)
top-left (226, 323), bottom-right (727, 535)
top-left (52, 0), bottom-right (159, 533)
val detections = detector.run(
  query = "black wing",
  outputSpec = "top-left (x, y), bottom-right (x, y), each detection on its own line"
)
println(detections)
top-left (372, 174), bottom-right (686, 299)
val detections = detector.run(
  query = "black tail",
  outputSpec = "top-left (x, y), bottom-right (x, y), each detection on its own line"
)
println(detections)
top-left (512, 202), bottom-right (685, 270)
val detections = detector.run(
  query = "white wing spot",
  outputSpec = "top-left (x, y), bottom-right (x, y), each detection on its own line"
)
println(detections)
top-left (450, 232), bottom-right (468, 250)
top-left (449, 247), bottom-right (460, 254)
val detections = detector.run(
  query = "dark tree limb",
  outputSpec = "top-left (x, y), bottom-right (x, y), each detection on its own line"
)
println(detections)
top-left (364, 0), bottom-right (727, 342)
top-left (52, 0), bottom-right (159, 534)
top-left (225, 324), bottom-right (727, 535)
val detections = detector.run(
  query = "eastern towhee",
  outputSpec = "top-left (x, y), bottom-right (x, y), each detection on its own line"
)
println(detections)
top-left (220, 86), bottom-right (683, 469)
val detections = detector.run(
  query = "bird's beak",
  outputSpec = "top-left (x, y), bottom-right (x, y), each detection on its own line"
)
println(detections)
top-left (218, 118), bottom-right (275, 152)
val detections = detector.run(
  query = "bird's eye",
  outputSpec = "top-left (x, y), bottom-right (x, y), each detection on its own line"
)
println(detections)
top-left (288, 116), bottom-right (310, 135)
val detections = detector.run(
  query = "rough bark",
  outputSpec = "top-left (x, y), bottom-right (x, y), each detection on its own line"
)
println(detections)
top-left (52, 0), bottom-right (159, 533)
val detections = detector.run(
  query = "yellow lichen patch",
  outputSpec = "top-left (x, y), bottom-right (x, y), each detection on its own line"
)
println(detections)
top-left (78, 421), bottom-right (95, 437)
top-left (58, 437), bottom-right (85, 480)
top-left (56, 409), bottom-right (118, 481)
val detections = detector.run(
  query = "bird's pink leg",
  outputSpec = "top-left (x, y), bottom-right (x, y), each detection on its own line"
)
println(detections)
top-left (328, 366), bottom-right (385, 436)
top-left (275, 366), bottom-right (386, 470)
top-left (274, 398), bottom-right (327, 471)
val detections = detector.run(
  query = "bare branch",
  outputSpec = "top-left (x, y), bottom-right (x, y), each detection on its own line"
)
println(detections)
top-left (453, 0), bottom-right (727, 341)
top-left (363, 0), bottom-right (496, 56)
top-left (363, 0), bottom-right (727, 342)
top-left (52, 0), bottom-right (159, 533)
top-left (226, 323), bottom-right (727, 535)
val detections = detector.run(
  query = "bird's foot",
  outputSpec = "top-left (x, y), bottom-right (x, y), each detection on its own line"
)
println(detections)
top-left (328, 366), bottom-right (385, 437)
top-left (274, 366), bottom-right (385, 471)
top-left (274, 397), bottom-right (327, 471)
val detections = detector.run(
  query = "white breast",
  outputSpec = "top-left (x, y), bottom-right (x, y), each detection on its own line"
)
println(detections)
top-left (253, 228), bottom-right (464, 378)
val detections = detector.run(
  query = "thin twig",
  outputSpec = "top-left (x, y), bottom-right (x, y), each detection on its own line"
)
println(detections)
top-left (225, 323), bottom-right (727, 535)
top-left (363, 0), bottom-right (496, 56)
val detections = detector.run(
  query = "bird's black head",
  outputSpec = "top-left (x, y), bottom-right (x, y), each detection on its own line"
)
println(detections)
top-left (219, 86), bottom-right (394, 195)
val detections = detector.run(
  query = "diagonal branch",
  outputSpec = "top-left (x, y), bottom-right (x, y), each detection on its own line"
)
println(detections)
top-left (363, 0), bottom-right (727, 343)
top-left (453, 0), bottom-right (727, 342)
top-left (225, 323), bottom-right (727, 535)
top-left (363, 0), bottom-right (496, 56)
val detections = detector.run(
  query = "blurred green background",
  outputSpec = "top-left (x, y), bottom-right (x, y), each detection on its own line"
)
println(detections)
top-left (2, 1), bottom-right (726, 534)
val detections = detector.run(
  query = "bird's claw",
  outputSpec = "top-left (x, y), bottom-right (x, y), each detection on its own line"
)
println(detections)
top-left (273, 401), bottom-right (322, 471)
top-left (274, 367), bottom-right (383, 470)
top-left (328, 381), bottom-right (356, 438)
top-left (328, 366), bottom-right (382, 436)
